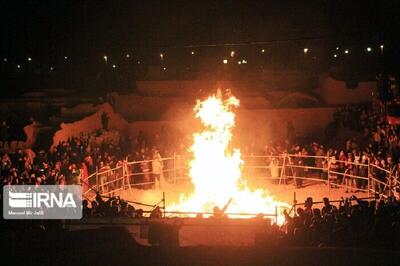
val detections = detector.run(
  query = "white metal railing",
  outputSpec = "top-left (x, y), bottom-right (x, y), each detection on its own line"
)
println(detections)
top-left (80, 153), bottom-right (397, 202)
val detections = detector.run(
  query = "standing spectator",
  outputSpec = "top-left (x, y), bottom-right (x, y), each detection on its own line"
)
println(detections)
top-left (353, 155), bottom-right (361, 190)
top-left (315, 145), bottom-right (325, 175)
top-left (371, 159), bottom-right (383, 195)
top-left (393, 162), bottom-right (400, 198)
top-left (344, 156), bottom-right (355, 193)
top-left (380, 159), bottom-right (389, 193)
top-left (338, 151), bottom-right (347, 184)
top-left (358, 155), bottom-right (369, 190)
top-left (328, 157), bottom-right (339, 187)
top-left (131, 151), bottom-right (143, 185)
top-left (302, 148), bottom-right (313, 178)
top-left (101, 112), bottom-right (109, 131)
top-left (1, 121), bottom-right (9, 148)
top-left (98, 161), bottom-right (110, 193)
top-left (270, 157), bottom-right (280, 182)
top-left (116, 159), bottom-right (124, 188)
top-left (321, 156), bottom-right (329, 180)
top-left (152, 150), bottom-right (164, 189)
top-left (141, 156), bottom-right (151, 189)
top-left (292, 146), bottom-right (303, 188)
top-left (321, 197), bottom-right (335, 217)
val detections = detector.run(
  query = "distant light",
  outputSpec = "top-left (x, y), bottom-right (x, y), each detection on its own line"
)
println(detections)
top-left (17, 64), bottom-right (21, 69)
top-left (137, 61), bottom-right (141, 64)
top-left (344, 49), bottom-right (349, 54)
top-left (27, 57), bottom-right (32, 62)
top-left (103, 55), bottom-right (108, 63)
top-left (50, 66), bottom-right (54, 71)
top-left (261, 49), bottom-right (265, 53)
top-left (223, 59), bottom-right (228, 64)
top-left (3, 58), bottom-right (7, 62)
top-left (366, 47), bottom-right (372, 52)
top-left (242, 59), bottom-right (247, 64)
top-left (126, 54), bottom-right (130, 58)
top-left (160, 53), bottom-right (164, 60)
top-left (191, 51), bottom-right (195, 55)
top-left (112, 64), bottom-right (116, 68)
top-left (336, 47), bottom-right (339, 50)
top-left (163, 67), bottom-right (167, 71)
top-left (230, 51), bottom-right (235, 57)
top-left (64, 56), bottom-right (68, 60)
top-left (333, 54), bottom-right (338, 58)
top-left (303, 48), bottom-right (309, 54)
top-left (380, 44), bottom-right (384, 50)
top-left (238, 61), bottom-right (242, 65)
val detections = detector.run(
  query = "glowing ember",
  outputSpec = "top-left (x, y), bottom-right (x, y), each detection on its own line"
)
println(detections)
top-left (169, 90), bottom-right (289, 224)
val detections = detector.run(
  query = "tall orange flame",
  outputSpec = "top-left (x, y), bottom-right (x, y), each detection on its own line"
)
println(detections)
top-left (169, 90), bottom-right (289, 223)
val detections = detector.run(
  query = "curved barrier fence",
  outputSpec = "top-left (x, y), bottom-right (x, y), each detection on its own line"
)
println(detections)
top-left (81, 154), bottom-right (398, 209)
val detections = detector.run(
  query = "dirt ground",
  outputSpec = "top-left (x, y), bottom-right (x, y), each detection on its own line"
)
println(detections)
top-left (252, 179), bottom-right (370, 205)
top-left (115, 177), bottom-right (372, 217)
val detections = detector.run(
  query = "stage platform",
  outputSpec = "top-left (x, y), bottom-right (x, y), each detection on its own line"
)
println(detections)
top-left (75, 178), bottom-right (372, 247)
top-left (65, 216), bottom-right (272, 247)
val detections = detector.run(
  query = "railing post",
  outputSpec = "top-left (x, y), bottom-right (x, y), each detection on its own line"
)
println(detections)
top-left (293, 191), bottom-right (297, 218)
top-left (275, 206), bottom-right (278, 225)
top-left (122, 160), bottom-right (126, 198)
top-left (278, 154), bottom-right (286, 187)
top-left (327, 156), bottom-right (330, 194)
top-left (95, 166), bottom-right (99, 192)
top-left (123, 157), bottom-right (128, 190)
top-left (367, 159), bottom-right (370, 198)
top-left (163, 192), bottom-right (166, 218)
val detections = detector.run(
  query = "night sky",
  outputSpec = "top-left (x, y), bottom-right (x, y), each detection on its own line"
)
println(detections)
top-left (2, 0), bottom-right (399, 58)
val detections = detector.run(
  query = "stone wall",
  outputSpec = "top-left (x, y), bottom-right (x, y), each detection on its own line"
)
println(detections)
top-left (125, 107), bottom-right (336, 150)
top-left (114, 94), bottom-right (272, 121)
top-left (319, 76), bottom-right (377, 105)
top-left (52, 101), bottom-right (335, 151)
top-left (60, 103), bottom-right (97, 119)
top-left (51, 103), bottom-right (129, 148)
top-left (0, 122), bottom-right (40, 151)
top-left (236, 108), bottom-right (335, 146)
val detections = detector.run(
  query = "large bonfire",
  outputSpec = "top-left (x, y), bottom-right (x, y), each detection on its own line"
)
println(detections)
top-left (168, 90), bottom-right (289, 223)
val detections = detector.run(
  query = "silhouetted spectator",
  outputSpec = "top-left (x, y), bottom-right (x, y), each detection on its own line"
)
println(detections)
top-left (101, 112), bottom-right (109, 131)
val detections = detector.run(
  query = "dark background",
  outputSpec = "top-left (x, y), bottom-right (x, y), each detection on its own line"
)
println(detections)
top-left (2, 1), bottom-right (399, 52)
top-left (1, 0), bottom-right (399, 96)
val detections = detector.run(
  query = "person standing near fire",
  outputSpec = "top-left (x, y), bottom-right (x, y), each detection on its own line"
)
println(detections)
top-left (141, 154), bottom-right (151, 189)
top-left (101, 112), bottom-right (109, 131)
top-left (292, 145), bottom-right (303, 188)
top-left (152, 150), bottom-right (164, 189)
top-left (270, 157), bottom-right (280, 183)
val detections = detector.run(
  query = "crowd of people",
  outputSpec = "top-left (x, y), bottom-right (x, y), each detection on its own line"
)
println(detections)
top-left (280, 195), bottom-right (400, 247)
top-left (74, 191), bottom-right (400, 248)
top-left (0, 127), bottom-right (170, 191)
top-left (253, 101), bottom-right (400, 196)
top-left (2, 99), bottom-right (400, 197)
top-left (3, 96), bottom-right (398, 194)
top-left (2, 96), bottom-right (400, 248)
top-left (1, 133), bottom-right (119, 187)
top-left (80, 192), bottom-right (164, 220)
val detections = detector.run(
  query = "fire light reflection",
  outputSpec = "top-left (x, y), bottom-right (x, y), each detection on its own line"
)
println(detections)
top-left (167, 90), bottom-right (290, 224)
